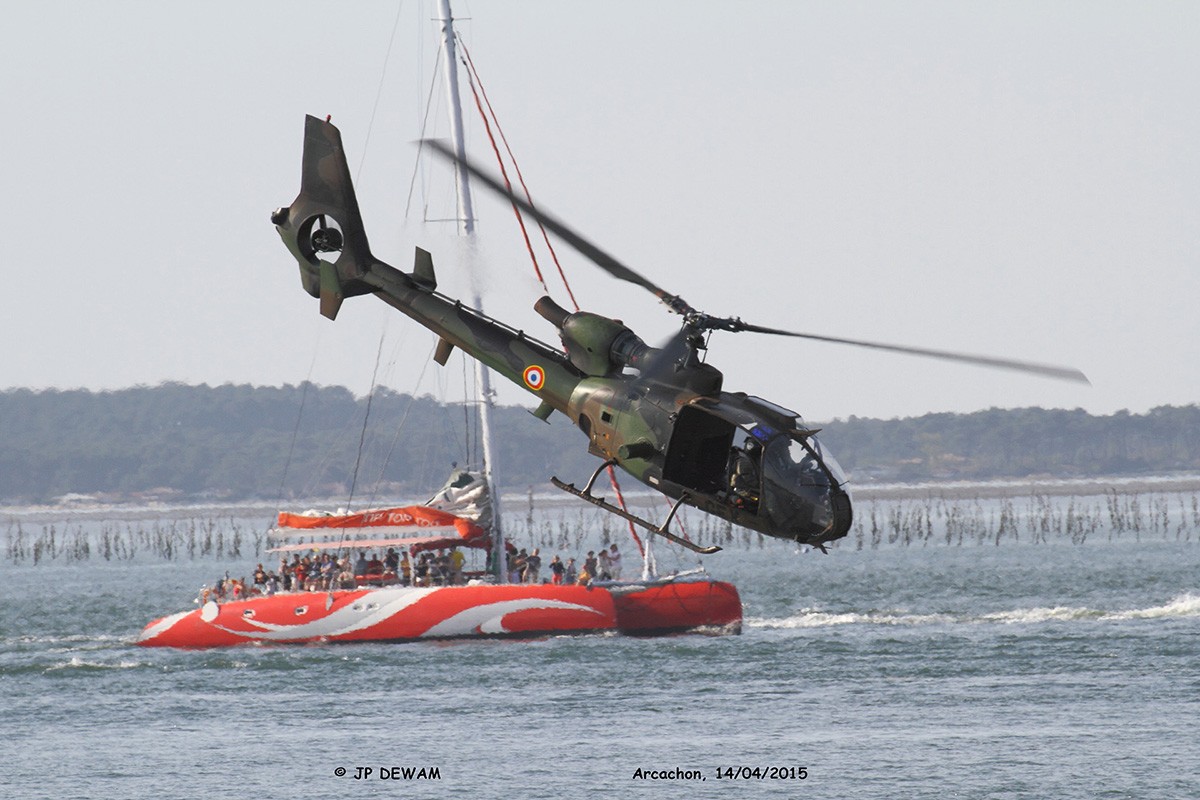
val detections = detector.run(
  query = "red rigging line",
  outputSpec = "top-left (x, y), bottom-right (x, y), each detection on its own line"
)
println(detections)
top-left (460, 39), bottom-right (643, 556)
top-left (460, 60), bottom-right (547, 293)
top-left (607, 468), bottom-right (646, 556)
top-left (459, 40), bottom-right (580, 312)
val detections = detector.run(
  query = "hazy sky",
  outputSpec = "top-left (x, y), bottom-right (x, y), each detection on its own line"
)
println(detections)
top-left (3, 1), bottom-right (1197, 422)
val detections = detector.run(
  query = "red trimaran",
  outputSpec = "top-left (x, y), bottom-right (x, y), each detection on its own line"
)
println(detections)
top-left (138, 0), bottom-right (740, 648)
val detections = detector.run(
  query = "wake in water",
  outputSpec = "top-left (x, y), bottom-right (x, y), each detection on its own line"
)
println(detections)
top-left (748, 592), bottom-right (1200, 630)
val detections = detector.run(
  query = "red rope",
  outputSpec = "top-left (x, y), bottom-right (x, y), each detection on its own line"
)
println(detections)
top-left (606, 468), bottom-right (645, 555)
top-left (461, 60), bottom-right (548, 293)
top-left (459, 38), bottom-right (646, 557)
top-left (459, 42), bottom-right (581, 313)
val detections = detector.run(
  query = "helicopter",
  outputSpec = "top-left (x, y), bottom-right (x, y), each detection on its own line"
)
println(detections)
top-left (272, 115), bottom-right (1088, 555)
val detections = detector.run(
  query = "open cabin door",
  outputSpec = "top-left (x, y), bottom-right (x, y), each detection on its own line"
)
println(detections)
top-left (662, 405), bottom-right (738, 496)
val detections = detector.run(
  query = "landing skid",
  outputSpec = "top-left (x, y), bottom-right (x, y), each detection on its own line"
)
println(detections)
top-left (550, 460), bottom-right (722, 555)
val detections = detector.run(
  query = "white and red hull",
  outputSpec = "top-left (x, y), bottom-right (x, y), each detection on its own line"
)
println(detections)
top-left (138, 579), bottom-right (740, 648)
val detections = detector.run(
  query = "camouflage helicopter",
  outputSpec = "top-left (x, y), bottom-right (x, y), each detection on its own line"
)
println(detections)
top-left (272, 115), bottom-right (1087, 555)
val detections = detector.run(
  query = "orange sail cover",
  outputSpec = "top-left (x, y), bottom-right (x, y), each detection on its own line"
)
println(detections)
top-left (271, 506), bottom-right (488, 553)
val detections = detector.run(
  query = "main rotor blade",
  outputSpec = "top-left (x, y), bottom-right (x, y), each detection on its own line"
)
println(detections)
top-left (421, 139), bottom-right (693, 315)
top-left (736, 323), bottom-right (1091, 384)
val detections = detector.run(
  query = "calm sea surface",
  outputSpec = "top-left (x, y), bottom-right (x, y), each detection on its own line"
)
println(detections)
top-left (3, 493), bottom-right (1198, 800)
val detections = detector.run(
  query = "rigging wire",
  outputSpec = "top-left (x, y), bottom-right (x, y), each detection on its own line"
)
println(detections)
top-left (468, 351), bottom-right (480, 468)
top-left (461, 350), bottom-right (473, 466)
top-left (273, 338), bottom-right (322, 516)
top-left (459, 39), bottom-right (579, 310)
top-left (405, 39), bottom-right (447, 222)
top-left (346, 327), bottom-right (389, 511)
top-left (458, 36), bottom-right (647, 558)
top-left (365, 339), bottom-right (440, 509)
top-left (458, 44), bottom-right (548, 293)
top-left (356, 0), bottom-right (408, 183)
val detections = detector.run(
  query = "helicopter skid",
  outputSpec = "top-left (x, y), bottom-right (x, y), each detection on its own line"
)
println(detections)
top-left (550, 475), bottom-right (721, 555)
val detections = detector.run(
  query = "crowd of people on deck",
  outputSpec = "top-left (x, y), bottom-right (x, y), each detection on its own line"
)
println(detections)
top-left (500, 543), bottom-right (624, 585)
top-left (199, 542), bottom-right (627, 603)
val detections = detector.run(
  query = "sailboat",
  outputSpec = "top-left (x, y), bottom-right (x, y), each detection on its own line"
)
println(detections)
top-left (138, 0), bottom-right (740, 648)
top-left (137, 468), bottom-right (741, 646)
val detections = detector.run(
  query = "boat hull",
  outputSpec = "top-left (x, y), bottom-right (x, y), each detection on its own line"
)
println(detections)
top-left (612, 579), bottom-right (742, 635)
top-left (138, 579), bottom-right (741, 648)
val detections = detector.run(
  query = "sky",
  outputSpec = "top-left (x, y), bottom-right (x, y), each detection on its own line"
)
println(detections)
top-left (2, 0), bottom-right (1197, 422)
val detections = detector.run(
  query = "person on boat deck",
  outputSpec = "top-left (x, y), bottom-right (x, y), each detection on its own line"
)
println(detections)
top-left (608, 544), bottom-right (622, 580)
top-left (576, 564), bottom-right (592, 585)
top-left (385, 548), bottom-right (399, 572)
top-left (354, 551), bottom-right (369, 576)
top-left (564, 557), bottom-right (578, 585)
top-left (510, 549), bottom-right (528, 584)
top-left (400, 551), bottom-right (412, 586)
top-left (524, 548), bottom-right (542, 583)
top-left (252, 564), bottom-right (267, 588)
top-left (336, 559), bottom-right (355, 590)
top-left (549, 555), bottom-right (565, 585)
top-left (414, 551), bottom-right (430, 586)
top-left (449, 547), bottom-right (465, 585)
top-left (366, 553), bottom-right (384, 576)
top-left (583, 551), bottom-right (597, 581)
top-left (597, 548), bottom-right (612, 580)
top-left (293, 558), bottom-right (308, 590)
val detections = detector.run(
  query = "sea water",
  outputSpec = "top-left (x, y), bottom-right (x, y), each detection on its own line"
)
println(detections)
top-left (2, 498), bottom-right (1198, 800)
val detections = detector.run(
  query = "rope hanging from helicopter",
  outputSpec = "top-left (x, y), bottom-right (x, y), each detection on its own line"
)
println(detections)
top-left (458, 37), bottom-right (716, 561)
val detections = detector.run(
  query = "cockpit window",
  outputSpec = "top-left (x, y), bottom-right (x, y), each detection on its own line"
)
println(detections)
top-left (763, 435), bottom-right (829, 487)
top-left (805, 434), bottom-right (848, 486)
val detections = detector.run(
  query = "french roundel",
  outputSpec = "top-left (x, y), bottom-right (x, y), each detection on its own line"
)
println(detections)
top-left (523, 365), bottom-right (546, 391)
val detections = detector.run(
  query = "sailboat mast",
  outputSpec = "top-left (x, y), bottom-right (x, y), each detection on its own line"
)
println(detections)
top-left (438, 0), bottom-right (476, 238)
top-left (437, 0), bottom-right (506, 583)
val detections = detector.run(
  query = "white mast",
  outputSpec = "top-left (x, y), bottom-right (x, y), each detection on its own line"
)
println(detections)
top-left (437, 0), bottom-right (506, 583)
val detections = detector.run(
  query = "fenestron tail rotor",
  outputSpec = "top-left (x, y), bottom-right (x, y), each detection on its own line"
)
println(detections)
top-left (421, 138), bottom-right (1088, 385)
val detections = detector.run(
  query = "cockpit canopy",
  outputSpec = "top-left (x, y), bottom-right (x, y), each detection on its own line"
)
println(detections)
top-left (756, 429), bottom-right (849, 539)
top-left (663, 397), bottom-right (851, 543)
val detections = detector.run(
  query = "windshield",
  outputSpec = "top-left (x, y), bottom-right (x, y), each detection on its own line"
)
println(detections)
top-left (805, 434), bottom-right (848, 486)
top-left (756, 432), bottom-right (850, 539)
top-left (762, 435), bottom-right (830, 487)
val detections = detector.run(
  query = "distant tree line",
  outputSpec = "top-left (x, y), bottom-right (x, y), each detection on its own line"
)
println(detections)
top-left (820, 405), bottom-right (1200, 482)
top-left (0, 384), bottom-right (1196, 503)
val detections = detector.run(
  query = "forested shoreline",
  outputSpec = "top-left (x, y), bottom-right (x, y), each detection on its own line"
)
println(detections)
top-left (1, 384), bottom-right (1197, 504)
